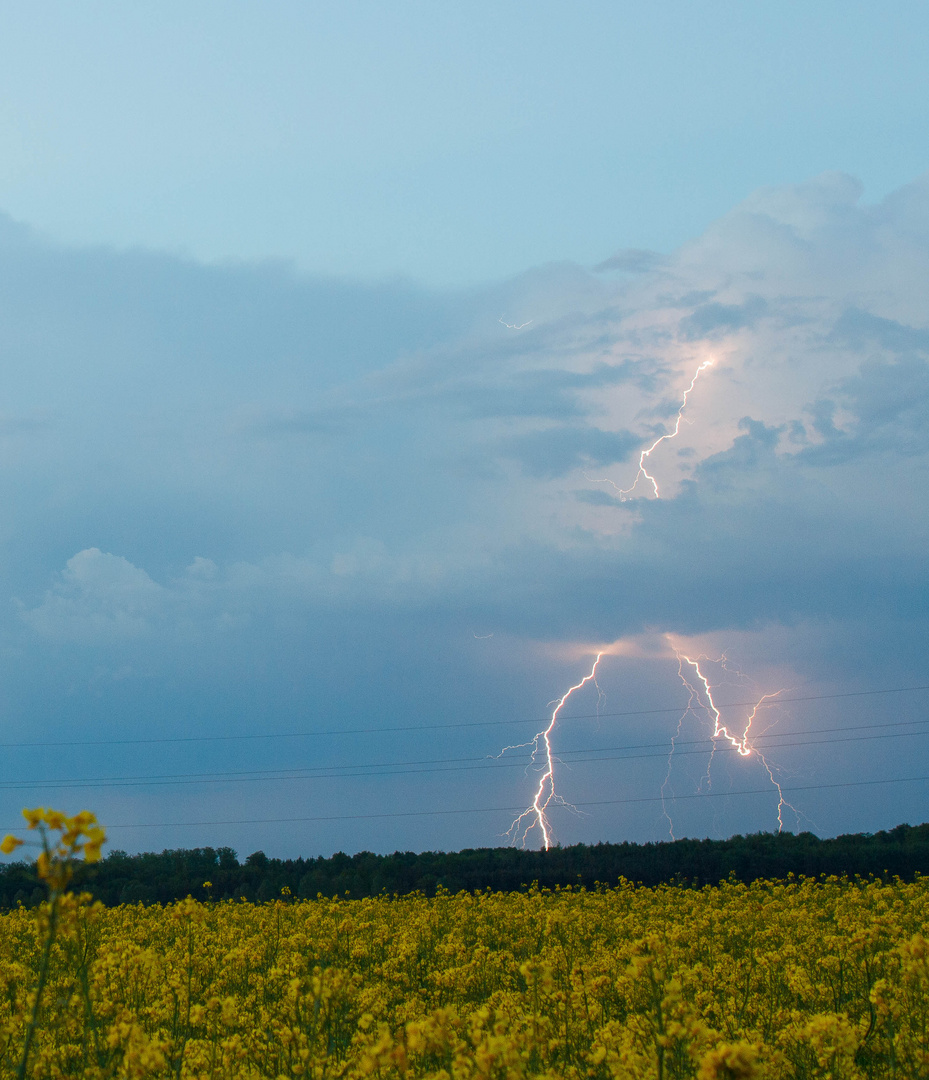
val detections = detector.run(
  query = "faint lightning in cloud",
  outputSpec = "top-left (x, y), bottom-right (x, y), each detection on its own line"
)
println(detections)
top-left (499, 317), bottom-right (533, 330)
top-left (661, 668), bottom-right (698, 841)
top-left (500, 652), bottom-right (604, 849)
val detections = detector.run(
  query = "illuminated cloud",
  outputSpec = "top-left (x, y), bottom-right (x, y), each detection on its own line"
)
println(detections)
top-left (1, 170), bottom-right (928, 853)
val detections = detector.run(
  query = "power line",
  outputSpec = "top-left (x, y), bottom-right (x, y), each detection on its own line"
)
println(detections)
top-left (0, 683), bottom-right (926, 751)
top-left (42, 772), bottom-right (929, 831)
top-left (3, 721), bottom-right (928, 792)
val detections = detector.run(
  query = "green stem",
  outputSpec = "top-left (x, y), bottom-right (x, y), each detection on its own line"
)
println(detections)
top-left (16, 890), bottom-right (60, 1080)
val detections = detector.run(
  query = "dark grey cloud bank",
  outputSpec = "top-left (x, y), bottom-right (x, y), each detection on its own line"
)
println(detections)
top-left (1, 172), bottom-right (928, 856)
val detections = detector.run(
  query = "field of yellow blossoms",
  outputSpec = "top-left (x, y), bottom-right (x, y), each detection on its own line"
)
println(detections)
top-left (2, 814), bottom-right (929, 1078)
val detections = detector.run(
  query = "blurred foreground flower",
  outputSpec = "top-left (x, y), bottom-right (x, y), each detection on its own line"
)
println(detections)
top-left (2, 806), bottom-right (106, 1080)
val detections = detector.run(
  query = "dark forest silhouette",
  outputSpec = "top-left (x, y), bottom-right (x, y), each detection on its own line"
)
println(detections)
top-left (2, 822), bottom-right (928, 907)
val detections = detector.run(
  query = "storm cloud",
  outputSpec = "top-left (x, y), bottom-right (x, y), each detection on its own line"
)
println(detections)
top-left (2, 171), bottom-right (929, 855)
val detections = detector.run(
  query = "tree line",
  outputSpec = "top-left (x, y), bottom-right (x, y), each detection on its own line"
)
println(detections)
top-left (2, 822), bottom-right (928, 907)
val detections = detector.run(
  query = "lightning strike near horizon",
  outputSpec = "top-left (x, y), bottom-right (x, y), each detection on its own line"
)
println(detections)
top-left (661, 665), bottom-right (699, 841)
top-left (507, 347), bottom-right (800, 846)
top-left (500, 652), bottom-right (604, 849)
top-left (661, 650), bottom-right (796, 835)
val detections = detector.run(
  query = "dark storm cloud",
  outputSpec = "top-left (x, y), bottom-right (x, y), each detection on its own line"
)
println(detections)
top-left (679, 295), bottom-right (768, 339)
top-left (449, 429), bottom-right (929, 647)
top-left (0, 212), bottom-right (470, 401)
top-left (447, 361), bottom-right (649, 421)
top-left (6, 171), bottom-right (929, 648)
top-left (697, 417), bottom-right (783, 478)
top-left (831, 308), bottom-right (929, 354)
top-left (500, 425), bottom-right (641, 478)
top-left (3, 172), bottom-right (929, 854)
top-left (803, 355), bottom-right (929, 464)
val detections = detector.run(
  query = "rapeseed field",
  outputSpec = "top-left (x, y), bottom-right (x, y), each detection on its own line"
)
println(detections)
top-left (2, 810), bottom-right (929, 1078)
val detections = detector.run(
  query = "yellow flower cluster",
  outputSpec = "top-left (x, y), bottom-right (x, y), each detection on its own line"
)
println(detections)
top-left (1, 872), bottom-right (929, 1077)
top-left (2, 807), bottom-right (105, 890)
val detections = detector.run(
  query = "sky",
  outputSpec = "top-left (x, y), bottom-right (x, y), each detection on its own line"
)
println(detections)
top-left (0, 3), bottom-right (928, 859)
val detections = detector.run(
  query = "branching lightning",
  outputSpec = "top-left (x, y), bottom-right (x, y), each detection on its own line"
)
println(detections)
top-left (661, 649), bottom-right (796, 836)
top-left (499, 317), bottom-right (533, 330)
top-left (498, 640), bottom-right (797, 848)
top-left (497, 347), bottom-right (804, 847)
top-left (678, 653), bottom-right (753, 756)
top-left (500, 652), bottom-right (604, 849)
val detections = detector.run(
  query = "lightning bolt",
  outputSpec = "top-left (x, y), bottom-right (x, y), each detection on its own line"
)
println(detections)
top-left (588, 357), bottom-right (714, 500)
top-left (499, 317), bottom-right (533, 330)
top-left (678, 653), bottom-right (753, 756)
top-left (500, 652), bottom-right (604, 849)
top-left (508, 348), bottom-right (806, 845)
top-left (663, 650), bottom-right (796, 834)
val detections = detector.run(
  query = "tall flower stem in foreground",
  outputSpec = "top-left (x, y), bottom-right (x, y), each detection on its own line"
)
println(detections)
top-left (1, 807), bottom-right (106, 1080)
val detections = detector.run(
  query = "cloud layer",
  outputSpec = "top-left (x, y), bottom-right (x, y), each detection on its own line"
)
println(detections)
top-left (1, 171), bottom-right (928, 855)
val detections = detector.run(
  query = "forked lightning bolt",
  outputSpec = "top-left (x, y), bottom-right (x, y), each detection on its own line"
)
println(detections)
top-left (679, 653), bottom-right (753, 756)
top-left (660, 651), bottom-right (795, 836)
top-left (502, 350), bottom-right (799, 846)
top-left (500, 652), bottom-right (604, 849)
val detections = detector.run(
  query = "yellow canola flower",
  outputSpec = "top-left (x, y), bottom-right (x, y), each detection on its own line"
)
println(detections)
top-left (83, 841), bottom-right (104, 863)
top-left (2, 864), bottom-right (929, 1078)
top-left (698, 1041), bottom-right (761, 1079)
top-left (6, 806), bottom-right (108, 887)
top-left (35, 850), bottom-right (51, 880)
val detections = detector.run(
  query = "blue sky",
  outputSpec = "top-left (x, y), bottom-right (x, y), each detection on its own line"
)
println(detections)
top-left (2, 2), bottom-right (929, 283)
top-left (0, 3), bottom-right (928, 858)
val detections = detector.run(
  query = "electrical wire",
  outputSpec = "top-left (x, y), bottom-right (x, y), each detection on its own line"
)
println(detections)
top-left (40, 772), bottom-right (929, 831)
top-left (2, 720), bottom-right (928, 792)
top-left (0, 683), bottom-right (925, 750)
